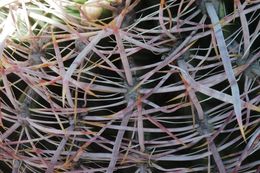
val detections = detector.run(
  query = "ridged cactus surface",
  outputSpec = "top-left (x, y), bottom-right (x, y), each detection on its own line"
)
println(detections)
top-left (0, 0), bottom-right (259, 172)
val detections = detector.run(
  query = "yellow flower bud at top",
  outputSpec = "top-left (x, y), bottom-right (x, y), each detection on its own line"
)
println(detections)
top-left (80, 0), bottom-right (123, 24)
top-left (80, 0), bottom-right (110, 21)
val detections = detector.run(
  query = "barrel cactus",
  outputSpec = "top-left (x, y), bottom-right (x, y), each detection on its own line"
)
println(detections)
top-left (0, 0), bottom-right (259, 172)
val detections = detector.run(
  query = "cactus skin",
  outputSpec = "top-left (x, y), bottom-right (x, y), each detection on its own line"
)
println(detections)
top-left (0, 0), bottom-right (259, 173)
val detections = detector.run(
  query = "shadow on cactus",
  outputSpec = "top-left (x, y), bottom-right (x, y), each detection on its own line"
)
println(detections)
top-left (0, 0), bottom-right (259, 173)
